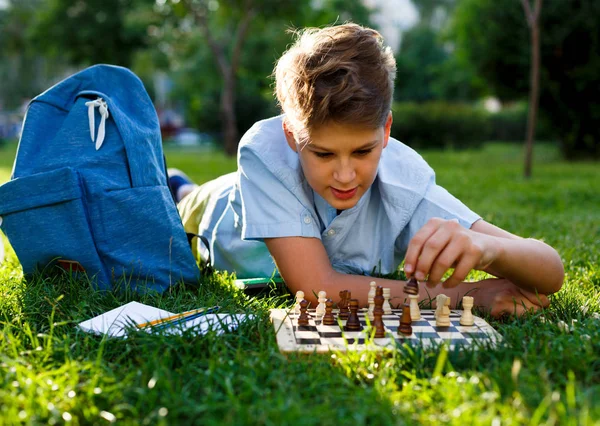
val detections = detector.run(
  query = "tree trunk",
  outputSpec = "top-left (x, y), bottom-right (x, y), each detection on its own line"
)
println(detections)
top-left (221, 70), bottom-right (238, 156)
top-left (521, 0), bottom-right (542, 179)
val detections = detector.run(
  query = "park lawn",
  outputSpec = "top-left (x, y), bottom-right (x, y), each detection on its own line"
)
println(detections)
top-left (1, 140), bottom-right (599, 425)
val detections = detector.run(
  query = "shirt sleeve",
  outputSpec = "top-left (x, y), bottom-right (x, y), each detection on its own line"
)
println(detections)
top-left (395, 175), bottom-right (481, 255)
top-left (238, 145), bottom-right (321, 241)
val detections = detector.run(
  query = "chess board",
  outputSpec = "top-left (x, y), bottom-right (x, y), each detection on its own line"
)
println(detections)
top-left (270, 309), bottom-right (502, 353)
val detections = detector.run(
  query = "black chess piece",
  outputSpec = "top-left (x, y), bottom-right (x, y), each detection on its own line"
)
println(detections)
top-left (297, 299), bottom-right (310, 326)
top-left (344, 299), bottom-right (362, 331)
top-left (404, 277), bottom-right (419, 295)
top-left (398, 303), bottom-right (412, 336)
top-left (322, 299), bottom-right (336, 325)
top-left (372, 286), bottom-right (386, 338)
top-left (338, 290), bottom-right (350, 320)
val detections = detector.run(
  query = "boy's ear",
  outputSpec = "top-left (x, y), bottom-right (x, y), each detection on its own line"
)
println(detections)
top-left (383, 112), bottom-right (393, 149)
top-left (282, 121), bottom-right (298, 152)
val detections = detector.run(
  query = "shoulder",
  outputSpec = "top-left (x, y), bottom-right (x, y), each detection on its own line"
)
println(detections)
top-left (238, 115), bottom-right (302, 186)
top-left (377, 138), bottom-right (435, 203)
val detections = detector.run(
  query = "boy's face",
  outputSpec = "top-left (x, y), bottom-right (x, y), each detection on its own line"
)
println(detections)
top-left (284, 113), bottom-right (392, 211)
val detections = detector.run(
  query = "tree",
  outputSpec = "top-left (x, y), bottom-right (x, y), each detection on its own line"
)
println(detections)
top-left (520, 0), bottom-right (542, 178)
top-left (154, 0), bottom-right (373, 155)
top-left (30, 0), bottom-right (150, 67)
top-left (450, 0), bottom-right (600, 160)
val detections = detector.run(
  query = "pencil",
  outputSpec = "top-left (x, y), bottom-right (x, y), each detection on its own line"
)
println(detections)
top-left (137, 306), bottom-right (220, 329)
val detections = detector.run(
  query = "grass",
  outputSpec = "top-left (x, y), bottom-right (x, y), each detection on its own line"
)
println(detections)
top-left (1, 140), bottom-right (599, 425)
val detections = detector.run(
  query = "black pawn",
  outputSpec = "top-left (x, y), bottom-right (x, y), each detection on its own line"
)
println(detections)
top-left (344, 299), bottom-right (363, 331)
top-left (338, 290), bottom-right (351, 320)
top-left (398, 303), bottom-right (412, 336)
top-left (297, 299), bottom-right (310, 326)
top-left (322, 299), bottom-right (336, 325)
top-left (373, 286), bottom-right (386, 338)
top-left (404, 277), bottom-right (419, 295)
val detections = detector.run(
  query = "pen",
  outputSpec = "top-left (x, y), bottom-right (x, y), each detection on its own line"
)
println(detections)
top-left (137, 306), bottom-right (221, 329)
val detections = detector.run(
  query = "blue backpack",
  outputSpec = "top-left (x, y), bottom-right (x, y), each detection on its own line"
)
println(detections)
top-left (0, 64), bottom-right (200, 292)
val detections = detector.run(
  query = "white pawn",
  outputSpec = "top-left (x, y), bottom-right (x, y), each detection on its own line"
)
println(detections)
top-left (434, 294), bottom-right (445, 319)
top-left (294, 291), bottom-right (305, 315)
top-left (382, 288), bottom-right (392, 314)
top-left (460, 296), bottom-right (474, 326)
top-left (368, 281), bottom-right (377, 300)
top-left (368, 296), bottom-right (375, 321)
top-left (316, 291), bottom-right (327, 316)
top-left (436, 294), bottom-right (451, 327)
top-left (409, 294), bottom-right (421, 320)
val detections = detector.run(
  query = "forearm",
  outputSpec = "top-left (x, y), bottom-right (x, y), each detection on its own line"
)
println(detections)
top-left (485, 236), bottom-right (564, 294)
top-left (287, 269), bottom-right (479, 309)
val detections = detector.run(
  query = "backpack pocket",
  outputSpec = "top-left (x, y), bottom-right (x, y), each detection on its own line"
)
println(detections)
top-left (0, 167), bottom-right (110, 286)
top-left (88, 185), bottom-right (199, 293)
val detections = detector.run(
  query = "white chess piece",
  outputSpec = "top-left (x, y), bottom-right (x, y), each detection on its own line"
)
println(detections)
top-left (294, 291), bottom-right (305, 315)
top-left (368, 296), bottom-right (375, 321)
top-left (460, 296), bottom-right (474, 326)
top-left (382, 288), bottom-right (392, 314)
top-left (368, 281), bottom-right (377, 300)
top-left (409, 294), bottom-right (421, 320)
top-left (316, 291), bottom-right (327, 316)
top-left (436, 294), bottom-right (451, 327)
top-left (434, 294), bottom-right (446, 319)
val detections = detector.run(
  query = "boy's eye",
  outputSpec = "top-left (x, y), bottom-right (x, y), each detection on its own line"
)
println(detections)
top-left (314, 152), bottom-right (333, 158)
top-left (355, 149), bottom-right (373, 156)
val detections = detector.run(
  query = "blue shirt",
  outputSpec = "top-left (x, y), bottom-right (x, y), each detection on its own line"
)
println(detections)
top-left (197, 116), bottom-right (480, 278)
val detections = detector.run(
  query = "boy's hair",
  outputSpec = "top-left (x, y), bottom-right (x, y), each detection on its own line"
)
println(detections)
top-left (275, 23), bottom-right (396, 140)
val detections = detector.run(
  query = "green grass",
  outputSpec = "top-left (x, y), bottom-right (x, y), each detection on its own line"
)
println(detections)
top-left (1, 140), bottom-right (599, 425)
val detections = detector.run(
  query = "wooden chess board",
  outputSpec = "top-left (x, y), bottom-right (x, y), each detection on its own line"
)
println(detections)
top-left (270, 308), bottom-right (502, 353)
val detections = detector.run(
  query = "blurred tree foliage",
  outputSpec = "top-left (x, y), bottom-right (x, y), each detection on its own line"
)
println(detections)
top-left (30, 0), bottom-right (150, 67)
top-left (450, 0), bottom-right (600, 160)
top-left (147, 0), bottom-right (372, 154)
top-left (395, 0), bottom-right (485, 103)
top-left (0, 0), bottom-right (66, 110)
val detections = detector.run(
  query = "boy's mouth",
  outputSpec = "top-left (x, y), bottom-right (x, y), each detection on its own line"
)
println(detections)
top-left (331, 186), bottom-right (358, 200)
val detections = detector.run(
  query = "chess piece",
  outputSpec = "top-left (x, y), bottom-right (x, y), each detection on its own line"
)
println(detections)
top-left (316, 291), bottom-right (327, 316)
top-left (460, 296), bottom-right (474, 326)
top-left (344, 299), bottom-right (363, 331)
top-left (368, 281), bottom-right (377, 300)
top-left (338, 290), bottom-right (351, 320)
top-left (404, 277), bottom-right (419, 295)
top-left (434, 294), bottom-right (446, 319)
top-left (436, 295), bottom-right (451, 327)
top-left (382, 288), bottom-right (392, 314)
top-left (368, 296), bottom-right (375, 321)
top-left (372, 286), bottom-right (386, 338)
top-left (398, 303), bottom-right (412, 336)
top-left (409, 294), bottom-right (421, 320)
top-left (297, 299), bottom-right (310, 326)
top-left (322, 299), bottom-right (336, 325)
top-left (294, 291), bottom-right (305, 315)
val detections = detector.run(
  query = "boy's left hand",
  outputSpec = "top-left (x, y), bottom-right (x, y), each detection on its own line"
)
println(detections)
top-left (404, 217), bottom-right (499, 288)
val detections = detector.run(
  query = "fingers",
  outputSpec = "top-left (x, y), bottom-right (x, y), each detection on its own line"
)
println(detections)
top-left (404, 218), bottom-right (444, 278)
top-left (406, 218), bottom-right (468, 284)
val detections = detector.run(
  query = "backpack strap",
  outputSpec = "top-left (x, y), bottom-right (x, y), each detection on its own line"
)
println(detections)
top-left (186, 232), bottom-right (213, 276)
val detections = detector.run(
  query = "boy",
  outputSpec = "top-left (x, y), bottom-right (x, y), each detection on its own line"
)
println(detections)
top-left (174, 23), bottom-right (564, 317)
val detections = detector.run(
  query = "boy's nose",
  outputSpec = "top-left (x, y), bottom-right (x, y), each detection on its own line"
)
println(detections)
top-left (333, 160), bottom-right (356, 184)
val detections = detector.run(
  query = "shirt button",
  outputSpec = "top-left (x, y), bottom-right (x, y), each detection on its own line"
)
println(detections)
top-left (303, 216), bottom-right (312, 224)
top-left (327, 229), bottom-right (336, 236)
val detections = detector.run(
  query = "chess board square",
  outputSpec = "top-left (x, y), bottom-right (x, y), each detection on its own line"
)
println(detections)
top-left (436, 331), bottom-right (466, 340)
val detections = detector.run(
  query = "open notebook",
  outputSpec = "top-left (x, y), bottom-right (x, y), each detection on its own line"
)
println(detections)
top-left (78, 301), bottom-right (253, 338)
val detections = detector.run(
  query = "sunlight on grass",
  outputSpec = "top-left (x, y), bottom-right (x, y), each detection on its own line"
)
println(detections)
top-left (1, 142), bottom-right (599, 424)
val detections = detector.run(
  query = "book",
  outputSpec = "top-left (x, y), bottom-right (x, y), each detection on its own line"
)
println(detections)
top-left (78, 301), bottom-right (252, 338)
